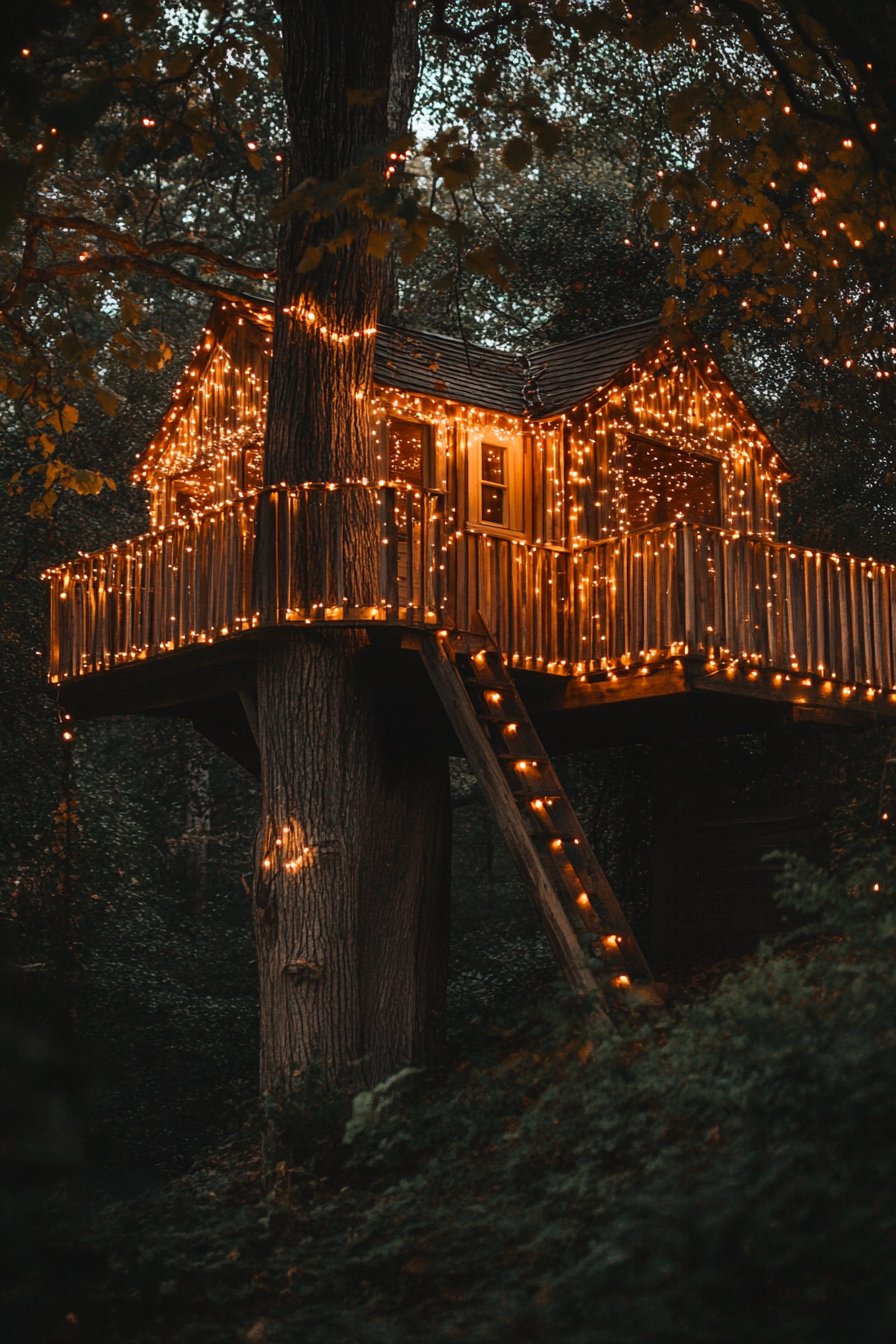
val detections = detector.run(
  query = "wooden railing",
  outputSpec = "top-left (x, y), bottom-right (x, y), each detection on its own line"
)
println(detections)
top-left (46, 504), bottom-right (896, 694)
top-left (570, 524), bottom-right (896, 688)
top-left (438, 523), bottom-right (896, 687)
top-left (46, 486), bottom-right (447, 682)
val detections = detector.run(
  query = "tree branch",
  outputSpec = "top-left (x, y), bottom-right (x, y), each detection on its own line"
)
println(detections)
top-left (20, 254), bottom-right (269, 307)
top-left (426, 0), bottom-right (511, 44)
top-left (1, 213), bottom-right (273, 315)
top-left (28, 214), bottom-right (273, 279)
top-left (713, 0), bottom-right (852, 131)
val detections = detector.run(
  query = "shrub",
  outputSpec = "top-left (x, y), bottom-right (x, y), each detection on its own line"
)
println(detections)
top-left (64, 847), bottom-right (896, 1343)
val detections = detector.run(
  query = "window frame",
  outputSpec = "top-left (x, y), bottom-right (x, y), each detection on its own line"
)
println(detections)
top-left (380, 413), bottom-right (447, 492)
top-left (465, 423), bottom-right (524, 537)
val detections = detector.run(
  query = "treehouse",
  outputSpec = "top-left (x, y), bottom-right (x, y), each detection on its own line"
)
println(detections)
top-left (43, 297), bottom-right (896, 977)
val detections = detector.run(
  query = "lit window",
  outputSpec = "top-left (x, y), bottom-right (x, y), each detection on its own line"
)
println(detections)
top-left (481, 442), bottom-right (507, 525)
top-left (388, 417), bottom-right (428, 487)
top-left (624, 435), bottom-right (720, 528)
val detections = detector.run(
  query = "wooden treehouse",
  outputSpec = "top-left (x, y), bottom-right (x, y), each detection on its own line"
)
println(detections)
top-left (44, 299), bottom-right (896, 984)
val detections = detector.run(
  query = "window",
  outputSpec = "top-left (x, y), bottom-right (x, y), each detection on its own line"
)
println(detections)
top-left (387, 417), bottom-right (428, 487)
top-left (480, 442), bottom-right (507, 526)
top-left (169, 465), bottom-right (214, 518)
top-left (623, 435), bottom-right (720, 529)
top-left (466, 425), bottom-right (523, 534)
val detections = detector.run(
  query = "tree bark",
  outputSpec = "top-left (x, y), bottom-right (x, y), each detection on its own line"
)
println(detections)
top-left (255, 631), bottom-right (450, 1091)
top-left (254, 0), bottom-right (450, 1092)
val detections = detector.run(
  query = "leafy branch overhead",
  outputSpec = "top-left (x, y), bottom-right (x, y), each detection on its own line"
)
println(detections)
top-left (0, 0), bottom-right (283, 513)
top-left (1, 1), bottom-right (895, 513)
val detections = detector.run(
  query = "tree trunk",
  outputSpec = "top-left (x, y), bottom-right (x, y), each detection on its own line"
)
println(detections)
top-left (253, 0), bottom-right (450, 1091)
top-left (254, 631), bottom-right (450, 1091)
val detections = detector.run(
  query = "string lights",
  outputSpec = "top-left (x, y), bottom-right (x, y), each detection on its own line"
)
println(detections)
top-left (42, 303), bottom-right (896, 713)
top-left (281, 301), bottom-right (378, 344)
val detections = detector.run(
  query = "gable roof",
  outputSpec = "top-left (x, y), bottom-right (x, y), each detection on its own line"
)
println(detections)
top-left (373, 324), bottom-right (524, 415)
top-left (373, 318), bottom-right (662, 418)
top-left (525, 317), bottom-right (661, 417)
top-left (141, 300), bottom-right (669, 479)
top-left (225, 297), bottom-right (661, 418)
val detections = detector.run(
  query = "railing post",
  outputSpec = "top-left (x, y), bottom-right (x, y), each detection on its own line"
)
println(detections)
top-left (379, 486), bottom-right (399, 621)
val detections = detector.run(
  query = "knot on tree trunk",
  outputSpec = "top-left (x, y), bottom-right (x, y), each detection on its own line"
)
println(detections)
top-left (283, 958), bottom-right (323, 980)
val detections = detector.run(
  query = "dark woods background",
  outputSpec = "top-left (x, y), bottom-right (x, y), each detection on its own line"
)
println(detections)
top-left (4, 8), bottom-right (896, 1340)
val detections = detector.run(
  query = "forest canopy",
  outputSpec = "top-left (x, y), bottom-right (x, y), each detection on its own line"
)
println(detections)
top-left (2, 0), bottom-right (896, 518)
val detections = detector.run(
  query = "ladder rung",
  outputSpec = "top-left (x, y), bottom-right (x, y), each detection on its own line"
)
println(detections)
top-left (461, 676), bottom-right (513, 692)
top-left (494, 752), bottom-right (549, 763)
top-left (421, 627), bottom-right (657, 999)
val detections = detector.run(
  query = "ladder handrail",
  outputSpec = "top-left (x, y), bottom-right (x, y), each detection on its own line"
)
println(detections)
top-left (420, 623), bottom-right (658, 1008)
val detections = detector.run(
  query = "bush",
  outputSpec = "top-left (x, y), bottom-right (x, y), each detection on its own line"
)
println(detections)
top-left (60, 847), bottom-right (896, 1343)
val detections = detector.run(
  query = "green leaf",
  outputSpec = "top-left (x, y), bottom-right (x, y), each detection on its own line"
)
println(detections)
top-left (529, 121), bottom-right (564, 158)
top-left (649, 200), bottom-right (671, 231)
top-left (217, 70), bottom-right (248, 103)
top-left (67, 468), bottom-right (109, 496)
top-left (30, 489), bottom-right (57, 518)
top-left (525, 24), bottom-right (553, 64)
top-left (366, 230), bottom-right (392, 260)
top-left (501, 138), bottom-right (534, 174)
top-left (297, 246), bottom-right (323, 274)
top-left (95, 387), bottom-right (121, 417)
top-left (44, 405), bottom-right (79, 434)
top-left (462, 244), bottom-right (518, 289)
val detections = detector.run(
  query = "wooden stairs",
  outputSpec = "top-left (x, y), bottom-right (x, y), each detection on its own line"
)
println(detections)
top-left (420, 624), bottom-right (658, 1008)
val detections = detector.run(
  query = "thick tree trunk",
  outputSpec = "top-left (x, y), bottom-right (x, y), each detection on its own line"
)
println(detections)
top-left (254, 632), bottom-right (450, 1091)
top-left (253, 0), bottom-right (450, 1091)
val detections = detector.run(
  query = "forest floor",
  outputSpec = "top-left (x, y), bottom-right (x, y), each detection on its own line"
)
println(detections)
top-left (10, 859), bottom-right (896, 1344)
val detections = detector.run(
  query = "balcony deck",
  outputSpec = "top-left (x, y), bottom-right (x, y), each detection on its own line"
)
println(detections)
top-left (45, 485), bottom-right (896, 741)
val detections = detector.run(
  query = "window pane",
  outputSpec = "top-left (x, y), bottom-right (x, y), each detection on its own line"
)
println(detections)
top-left (388, 418), bottom-right (425, 485)
top-left (624, 436), bottom-right (719, 529)
top-left (171, 466), bottom-right (214, 517)
top-left (481, 441), bottom-right (506, 484)
top-left (481, 482), bottom-right (506, 525)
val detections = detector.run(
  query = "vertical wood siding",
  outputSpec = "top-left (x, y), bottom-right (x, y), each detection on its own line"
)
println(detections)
top-left (565, 354), bottom-right (782, 544)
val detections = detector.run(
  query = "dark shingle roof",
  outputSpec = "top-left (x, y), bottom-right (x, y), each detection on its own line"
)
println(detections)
top-left (373, 318), bottom-right (661, 418)
top-left (525, 318), bottom-right (661, 417)
top-left (373, 324), bottom-right (524, 415)
top-left (238, 300), bottom-right (661, 418)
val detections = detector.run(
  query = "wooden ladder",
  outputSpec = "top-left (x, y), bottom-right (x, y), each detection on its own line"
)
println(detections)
top-left (420, 625), bottom-right (657, 1007)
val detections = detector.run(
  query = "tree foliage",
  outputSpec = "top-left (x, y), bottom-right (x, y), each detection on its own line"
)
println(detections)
top-left (3, 1), bottom-right (896, 517)
top-left (0, 0), bottom-right (280, 515)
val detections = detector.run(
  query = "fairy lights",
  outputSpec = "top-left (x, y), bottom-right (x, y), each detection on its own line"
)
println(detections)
top-left (135, 304), bottom-right (272, 525)
top-left (41, 303), bottom-right (896, 716)
top-left (562, 345), bottom-right (782, 546)
top-left (281, 300), bottom-right (378, 343)
top-left (260, 818), bottom-right (313, 877)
